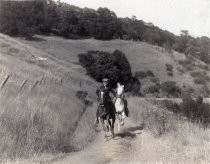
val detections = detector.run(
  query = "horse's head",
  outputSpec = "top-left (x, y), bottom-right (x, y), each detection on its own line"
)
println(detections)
top-left (116, 83), bottom-right (124, 97)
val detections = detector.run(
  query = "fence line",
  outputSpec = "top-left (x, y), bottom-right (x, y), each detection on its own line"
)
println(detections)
top-left (0, 73), bottom-right (92, 92)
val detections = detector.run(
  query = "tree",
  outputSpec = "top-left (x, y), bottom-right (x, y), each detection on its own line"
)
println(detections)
top-left (78, 50), bottom-right (140, 93)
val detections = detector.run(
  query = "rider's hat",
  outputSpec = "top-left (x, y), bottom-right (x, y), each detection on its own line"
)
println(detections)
top-left (102, 78), bottom-right (109, 82)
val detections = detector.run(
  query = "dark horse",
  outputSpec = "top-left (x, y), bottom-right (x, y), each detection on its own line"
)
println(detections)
top-left (98, 91), bottom-right (115, 139)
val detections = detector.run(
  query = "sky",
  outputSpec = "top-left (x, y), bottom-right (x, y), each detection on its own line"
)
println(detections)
top-left (61, 0), bottom-right (210, 38)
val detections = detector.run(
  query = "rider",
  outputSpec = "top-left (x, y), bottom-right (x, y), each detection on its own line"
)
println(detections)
top-left (94, 78), bottom-right (116, 124)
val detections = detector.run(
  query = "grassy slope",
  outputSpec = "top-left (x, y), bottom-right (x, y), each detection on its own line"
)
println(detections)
top-left (18, 35), bottom-right (210, 97)
top-left (0, 33), bottom-right (98, 160)
top-left (0, 34), bottom-right (209, 162)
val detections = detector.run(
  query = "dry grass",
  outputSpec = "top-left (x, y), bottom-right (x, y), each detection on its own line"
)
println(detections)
top-left (0, 83), bottom-right (97, 161)
top-left (1, 33), bottom-right (210, 163)
top-left (127, 97), bottom-right (210, 163)
top-left (0, 33), bottom-right (98, 162)
top-left (18, 35), bottom-right (196, 91)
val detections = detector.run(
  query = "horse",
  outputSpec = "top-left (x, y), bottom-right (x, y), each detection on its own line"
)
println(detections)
top-left (115, 83), bottom-right (127, 131)
top-left (98, 90), bottom-right (115, 139)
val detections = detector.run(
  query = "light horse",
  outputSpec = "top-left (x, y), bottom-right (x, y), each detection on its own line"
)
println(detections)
top-left (98, 90), bottom-right (115, 139)
top-left (115, 82), bottom-right (127, 131)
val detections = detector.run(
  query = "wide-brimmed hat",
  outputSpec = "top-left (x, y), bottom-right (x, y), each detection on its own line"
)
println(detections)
top-left (102, 78), bottom-right (109, 82)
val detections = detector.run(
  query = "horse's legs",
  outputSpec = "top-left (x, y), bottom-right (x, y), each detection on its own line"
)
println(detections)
top-left (121, 112), bottom-right (125, 126)
top-left (105, 118), bottom-right (109, 132)
top-left (109, 118), bottom-right (115, 138)
top-left (111, 118), bottom-right (115, 138)
top-left (116, 114), bottom-right (121, 132)
top-left (100, 118), bottom-right (107, 138)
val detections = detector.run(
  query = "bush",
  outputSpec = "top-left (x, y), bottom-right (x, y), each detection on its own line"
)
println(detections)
top-left (165, 63), bottom-right (173, 72)
top-left (150, 77), bottom-right (159, 83)
top-left (161, 100), bottom-right (181, 114)
top-left (76, 90), bottom-right (88, 100)
top-left (180, 95), bottom-right (210, 126)
top-left (144, 84), bottom-right (160, 94)
top-left (194, 78), bottom-right (206, 85)
top-left (161, 81), bottom-right (181, 97)
top-left (167, 72), bottom-right (173, 77)
top-left (202, 85), bottom-right (210, 97)
top-left (190, 71), bottom-right (210, 85)
top-left (134, 70), bottom-right (155, 79)
top-left (78, 50), bottom-right (140, 93)
top-left (178, 58), bottom-right (194, 71)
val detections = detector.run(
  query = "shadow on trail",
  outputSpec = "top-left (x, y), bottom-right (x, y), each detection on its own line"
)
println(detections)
top-left (114, 125), bottom-right (143, 140)
top-left (126, 124), bottom-right (144, 132)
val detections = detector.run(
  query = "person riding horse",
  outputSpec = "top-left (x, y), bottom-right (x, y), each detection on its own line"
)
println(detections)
top-left (94, 78), bottom-right (116, 125)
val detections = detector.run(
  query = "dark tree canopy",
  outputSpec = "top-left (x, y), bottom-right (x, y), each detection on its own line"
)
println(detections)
top-left (0, 0), bottom-right (210, 64)
top-left (78, 50), bottom-right (140, 93)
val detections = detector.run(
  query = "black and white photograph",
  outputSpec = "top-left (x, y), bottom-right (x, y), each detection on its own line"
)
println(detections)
top-left (0, 0), bottom-right (210, 163)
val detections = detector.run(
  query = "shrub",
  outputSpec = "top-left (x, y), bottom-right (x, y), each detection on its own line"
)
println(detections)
top-left (167, 72), bottom-right (173, 77)
top-left (144, 84), bottom-right (160, 94)
top-left (199, 64), bottom-right (209, 71)
top-left (161, 100), bottom-right (181, 114)
top-left (182, 85), bottom-right (195, 96)
top-left (190, 71), bottom-right (210, 85)
top-left (134, 70), bottom-right (155, 79)
top-left (177, 66), bottom-right (185, 74)
top-left (76, 90), bottom-right (88, 100)
top-left (202, 85), bottom-right (210, 97)
top-left (194, 78), bottom-right (206, 85)
top-left (161, 81), bottom-right (181, 97)
top-left (178, 58), bottom-right (194, 71)
top-left (78, 50), bottom-right (140, 93)
top-left (150, 77), bottom-right (159, 83)
top-left (180, 95), bottom-right (210, 126)
top-left (165, 63), bottom-right (173, 72)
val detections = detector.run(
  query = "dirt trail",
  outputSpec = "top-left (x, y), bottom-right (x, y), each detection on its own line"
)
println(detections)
top-left (52, 119), bottom-right (143, 164)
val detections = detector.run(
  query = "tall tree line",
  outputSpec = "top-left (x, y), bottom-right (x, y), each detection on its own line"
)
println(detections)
top-left (0, 0), bottom-right (209, 64)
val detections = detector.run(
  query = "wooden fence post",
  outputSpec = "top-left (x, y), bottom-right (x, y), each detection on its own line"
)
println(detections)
top-left (20, 79), bottom-right (27, 90)
top-left (0, 75), bottom-right (10, 89)
top-left (39, 76), bottom-right (44, 85)
top-left (31, 80), bottom-right (39, 89)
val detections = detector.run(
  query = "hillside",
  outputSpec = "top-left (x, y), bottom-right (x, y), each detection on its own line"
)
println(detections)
top-left (0, 33), bottom-right (210, 163)
top-left (0, 33), bottom-right (99, 161)
top-left (18, 34), bottom-right (210, 97)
